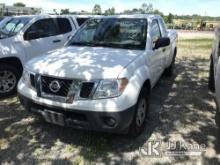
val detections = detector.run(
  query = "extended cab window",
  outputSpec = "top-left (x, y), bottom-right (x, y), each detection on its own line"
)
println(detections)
top-left (151, 20), bottom-right (161, 48)
top-left (24, 18), bottom-right (57, 40)
top-left (56, 18), bottom-right (72, 34)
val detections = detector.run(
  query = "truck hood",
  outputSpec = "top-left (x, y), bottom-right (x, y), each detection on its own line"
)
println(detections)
top-left (27, 46), bottom-right (143, 80)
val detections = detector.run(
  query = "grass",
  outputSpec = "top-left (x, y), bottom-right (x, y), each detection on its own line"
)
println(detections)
top-left (178, 38), bottom-right (213, 50)
top-left (180, 38), bottom-right (213, 42)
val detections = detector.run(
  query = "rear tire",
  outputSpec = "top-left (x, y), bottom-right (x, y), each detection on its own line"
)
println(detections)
top-left (128, 88), bottom-right (150, 137)
top-left (164, 49), bottom-right (177, 77)
top-left (209, 56), bottom-right (215, 92)
top-left (0, 64), bottom-right (20, 98)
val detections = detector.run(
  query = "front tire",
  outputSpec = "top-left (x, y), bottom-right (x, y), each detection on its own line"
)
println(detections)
top-left (0, 64), bottom-right (20, 98)
top-left (128, 88), bottom-right (150, 137)
top-left (209, 56), bottom-right (215, 92)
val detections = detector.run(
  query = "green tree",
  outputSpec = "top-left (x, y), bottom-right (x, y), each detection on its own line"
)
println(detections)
top-left (104, 7), bottom-right (115, 15)
top-left (152, 9), bottom-right (164, 17)
top-left (132, 8), bottom-right (139, 13)
top-left (13, 2), bottom-right (26, 7)
top-left (141, 3), bottom-right (153, 14)
top-left (163, 16), bottom-right (169, 23)
top-left (53, 9), bottom-right (58, 14)
top-left (61, 9), bottom-right (70, 15)
top-left (123, 10), bottom-right (132, 14)
top-left (92, 4), bottom-right (102, 15)
top-left (167, 13), bottom-right (174, 24)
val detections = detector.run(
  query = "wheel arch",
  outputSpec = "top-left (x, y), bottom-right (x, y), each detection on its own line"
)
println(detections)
top-left (142, 79), bottom-right (151, 94)
top-left (0, 57), bottom-right (23, 75)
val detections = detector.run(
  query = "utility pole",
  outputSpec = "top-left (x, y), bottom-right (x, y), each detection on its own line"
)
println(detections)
top-left (0, 3), bottom-right (5, 16)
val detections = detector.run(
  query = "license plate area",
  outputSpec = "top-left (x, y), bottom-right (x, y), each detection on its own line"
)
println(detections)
top-left (42, 109), bottom-right (65, 126)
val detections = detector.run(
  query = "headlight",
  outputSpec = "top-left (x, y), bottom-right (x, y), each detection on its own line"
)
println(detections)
top-left (22, 69), bottom-right (30, 85)
top-left (93, 78), bottom-right (128, 99)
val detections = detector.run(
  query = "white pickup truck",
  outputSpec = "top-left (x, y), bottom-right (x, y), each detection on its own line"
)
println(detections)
top-left (209, 25), bottom-right (220, 121)
top-left (0, 15), bottom-right (83, 97)
top-left (18, 15), bottom-right (177, 136)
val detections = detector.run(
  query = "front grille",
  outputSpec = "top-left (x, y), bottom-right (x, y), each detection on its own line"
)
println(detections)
top-left (41, 76), bottom-right (73, 97)
top-left (30, 75), bottom-right (97, 102)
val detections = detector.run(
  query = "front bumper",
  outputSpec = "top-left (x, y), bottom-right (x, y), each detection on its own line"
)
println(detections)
top-left (18, 93), bottom-right (135, 134)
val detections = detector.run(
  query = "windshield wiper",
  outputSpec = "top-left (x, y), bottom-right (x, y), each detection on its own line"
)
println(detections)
top-left (70, 42), bottom-right (99, 47)
top-left (97, 42), bottom-right (139, 49)
top-left (70, 42), bottom-right (144, 50)
top-left (97, 42), bottom-right (117, 48)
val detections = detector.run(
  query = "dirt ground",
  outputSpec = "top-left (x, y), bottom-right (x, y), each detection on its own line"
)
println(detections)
top-left (0, 32), bottom-right (220, 165)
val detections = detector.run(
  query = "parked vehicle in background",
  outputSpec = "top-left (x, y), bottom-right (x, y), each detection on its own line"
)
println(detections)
top-left (0, 15), bottom-right (80, 97)
top-left (0, 17), bottom-right (4, 22)
top-left (18, 15), bottom-right (177, 137)
top-left (73, 15), bottom-right (100, 26)
top-left (0, 17), bottom-right (10, 26)
top-left (209, 25), bottom-right (220, 117)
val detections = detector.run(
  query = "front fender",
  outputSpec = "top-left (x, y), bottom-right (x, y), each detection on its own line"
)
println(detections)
top-left (0, 37), bottom-right (26, 65)
top-left (119, 65), bottom-right (151, 106)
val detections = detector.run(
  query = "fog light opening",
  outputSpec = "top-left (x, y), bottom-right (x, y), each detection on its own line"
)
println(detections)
top-left (104, 117), bottom-right (116, 127)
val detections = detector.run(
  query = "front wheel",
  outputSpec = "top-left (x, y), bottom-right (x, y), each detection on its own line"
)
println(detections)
top-left (0, 64), bottom-right (20, 98)
top-left (128, 88), bottom-right (150, 137)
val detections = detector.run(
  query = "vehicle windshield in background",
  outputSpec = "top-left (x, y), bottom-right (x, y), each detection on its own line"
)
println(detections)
top-left (69, 18), bottom-right (147, 50)
top-left (0, 17), bottom-right (31, 38)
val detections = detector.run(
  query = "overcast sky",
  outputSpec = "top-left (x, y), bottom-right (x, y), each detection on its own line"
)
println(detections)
top-left (1, 0), bottom-right (220, 16)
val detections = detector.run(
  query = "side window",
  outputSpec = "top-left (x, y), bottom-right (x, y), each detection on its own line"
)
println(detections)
top-left (151, 20), bottom-right (161, 48)
top-left (76, 18), bottom-right (89, 26)
top-left (56, 18), bottom-right (72, 34)
top-left (24, 18), bottom-right (57, 40)
top-left (159, 18), bottom-right (167, 35)
top-left (76, 19), bottom-right (100, 43)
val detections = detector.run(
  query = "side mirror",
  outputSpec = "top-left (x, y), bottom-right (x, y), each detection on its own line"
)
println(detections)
top-left (155, 37), bottom-right (170, 49)
top-left (24, 31), bottom-right (39, 40)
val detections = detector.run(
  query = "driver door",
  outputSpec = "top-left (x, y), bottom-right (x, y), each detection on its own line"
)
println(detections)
top-left (149, 19), bottom-right (163, 85)
top-left (22, 18), bottom-right (59, 61)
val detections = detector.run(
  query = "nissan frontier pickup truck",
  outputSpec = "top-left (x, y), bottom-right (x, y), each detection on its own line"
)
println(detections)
top-left (18, 15), bottom-right (177, 137)
top-left (209, 25), bottom-right (220, 123)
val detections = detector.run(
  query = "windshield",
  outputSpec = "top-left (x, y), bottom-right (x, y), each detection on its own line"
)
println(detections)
top-left (69, 18), bottom-right (147, 50)
top-left (0, 17), bottom-right (31, 37)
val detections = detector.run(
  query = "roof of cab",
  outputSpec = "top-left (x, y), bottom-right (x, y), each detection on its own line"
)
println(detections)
top-left (6, 14), bottom-right (75, 19)
top-left (8, 14), bottom-right (162, 20)
top-left (73, 15), bottom-right (103, 18)
top-left (95, 14), bottom-right (162, 20)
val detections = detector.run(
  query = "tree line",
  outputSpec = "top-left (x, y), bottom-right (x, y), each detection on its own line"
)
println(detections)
top-left (12, 2), bottom-right (220, 22)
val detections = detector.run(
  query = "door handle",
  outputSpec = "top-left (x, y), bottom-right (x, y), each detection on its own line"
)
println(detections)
top-left (53, 39), bottom-right (61, 43)
top-left (162, 48), bottom-right (166, 52)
